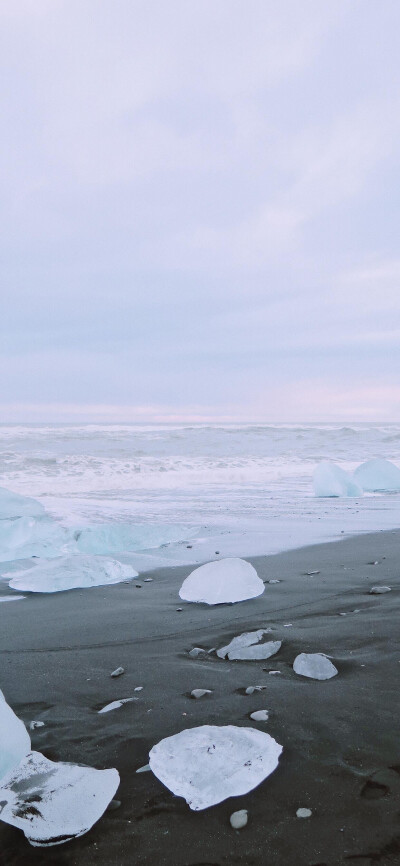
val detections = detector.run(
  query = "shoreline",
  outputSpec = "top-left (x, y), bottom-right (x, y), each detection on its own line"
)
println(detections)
top-left (1, 528), bottom-right (400, 864)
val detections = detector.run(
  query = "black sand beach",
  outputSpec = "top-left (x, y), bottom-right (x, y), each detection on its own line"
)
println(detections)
top-left (1, 529), bottom-right (399, 866)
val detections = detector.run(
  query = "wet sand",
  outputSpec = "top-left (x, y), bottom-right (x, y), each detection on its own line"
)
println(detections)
top-left (0, 529), bottom-right (399, 866)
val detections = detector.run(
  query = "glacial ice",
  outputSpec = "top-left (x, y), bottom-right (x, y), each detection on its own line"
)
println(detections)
top-left (179, 558), bottom-right (265, 605)
top-left (98, 698), bottom-right (135, 714)
top-left (0, 516), bottom-right (67, 563)
top-left (7, 554), bottom-right (138, 593)
top-left (149, 724), bottom-right (283, 810)
top-left (73, 523), bottom-right (192, 555)
top-left (313, 462), bottom-right (362, 498)
top-left (354, 458), bottom-right (400, 492)
top-left (0, 750), bottom-right (120, 847)
top-left (217, 629), bottom-right (280, 661)
top-left (0, 690), bottom-right (31, 783)
top-left (293, 653), bottom-right (338, 680)
top-left (0, 487), bottom-right (45, 519)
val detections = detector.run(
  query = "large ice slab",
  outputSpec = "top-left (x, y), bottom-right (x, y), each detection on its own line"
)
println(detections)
top-left (0, 516), bottom-right (67, 563)
top-left (354, 458), bottom-right (400, 492)
top-left (217, 629), bottom-right (281, 661)
top-left (179, 558), bottom-right (264, 605)
top-left (73, 523), bottom-right (193, 555)
top-left (7, 554), bottom-right (138, 593)
top-left (313, 462), bottom-right (362, 498)
top-left (293, 653), bottom-right (338, 680)
top-left (0, 487), bottom-right (45, 519)
top-left (0, 750), bottom-right (119, 847)
top-left (0, 690), bottom-right (31, 783)
top-left (149, 724), bottom-right (282, 810)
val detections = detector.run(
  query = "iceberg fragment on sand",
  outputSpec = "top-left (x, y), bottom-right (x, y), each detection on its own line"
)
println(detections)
top-left (179, 558), bottom-right (264, 605)
top-left (0, 751), bottom-right (119, 847)
top-left (313, 462), bottom-right (362, 498)
top-left (7, 554), bottom-right (138, 593)
top-left (0, 689), bottom-right (31, 783)
top-left (73, 523), bottom-right (192, 555)
top-left (149, 724), bottom-right (282, 810)
top-left (293, 653), bottom-right (338, 680)
top-left (354, 458), bottom-right (400, 492)
top-left (0, 487), bottom-right (45, 520)
top-left (0, 516), bottom-right (67, 563)
top-left (217, 629), bottom-right (280, 661)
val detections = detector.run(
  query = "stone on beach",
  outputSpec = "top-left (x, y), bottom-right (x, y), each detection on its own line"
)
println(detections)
top-left (313, 461), bottom-right (362, 497)
top-left (293, 653), bottom-right (338, 680)
top-left (149, 724), bottom-right (283, 810)
top-left (354, 458), bottom-right (400, 492)
top-left (179, 558), bottom-right (264, 605)
top-left (8, 554), bottom-right (138, 593)
top-left (0, 750), bottom-right (119, 847)
top-left (0, 689), bottom-right (31, 783)
top-left (217, 630), bottom-right (280, 661)
top-left (230, 809), bottom-right (248, 829)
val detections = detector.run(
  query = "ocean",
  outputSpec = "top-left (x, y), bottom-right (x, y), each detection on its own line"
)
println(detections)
top-left (1, 422), bottom-right (400, 571)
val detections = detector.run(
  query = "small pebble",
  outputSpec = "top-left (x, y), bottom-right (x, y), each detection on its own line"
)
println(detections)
top-left (134, 686), bottom-right (143, 692)
top-left (250, 710), bottom-right (269, 721)
top-left (215, 551), bottom-right (220, 554)
top-left (107, 799), bottom-right (121, 811)
top-left (191, 689), bottom-right (212, 699)
top-left (230, 809), bottom-right (248, 830)
top-left (176, 608), bottom-right (183, 612)
top-left (135, 583), bottom-right (142, 588)
top-left (296, 808), bottom-right (312, 818)
top-left (136, 764), bottom-right (151, 774)
top-left (111, 667), bottom-right (125, 678)
top-left (29, 721), bottom-right (45, 730)
top-left (369, 586), bottom-right (391, 594)
top-left (368, 561), bottom-right (379, 565)
top-left (186, 545), bottom-right (192, 549)
top-left (305, 571), bottom-right (320, 576)
top-left (188, 647), bottom-right (207, 658)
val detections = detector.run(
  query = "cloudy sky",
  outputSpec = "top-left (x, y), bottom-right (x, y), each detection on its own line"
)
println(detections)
top-left (1, 0), bottom-right (400, 422)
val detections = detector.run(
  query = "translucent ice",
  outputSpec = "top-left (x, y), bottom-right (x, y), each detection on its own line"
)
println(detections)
top-left (354, 458), bottom-right (400, 492)
top-left (7, 554), bottom-right (138, 593)
top-left (217, 629), bottom-right (280, 661)
top-left (73, 523), bottom-right (192, 555)
top-left (98, 698), bottom-right (135, 714)
top-left (293, 653), bottom-right (338, 680)
top-left (0, 517), bottom-right (67, 563)
top-left (313, 462), bottom-right (362, 497)
top-left (0, 487), bottom-right (45, 519)
top-left (149, 724), bottom-right (282, 810)
top-left (0, 690), bottom-right (31, 783)
top-left (179, 558), bottom-right (264, 605)
top-left (0, 750), bottom-right (119, 847)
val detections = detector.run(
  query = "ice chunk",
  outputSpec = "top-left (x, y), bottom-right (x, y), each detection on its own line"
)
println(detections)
top-left (369, 585), bottom-right (391, 594)
top-left (191, 689), bottom-right (212, 699)
top-left (0, 487), bottom-right (45, 519)
top-left (7, 554), bottom-right (138, 593)
top-left (179, 558), bottom-right (264, 605)
top-left (0, 690), bottom-right (31, 783)
top-left (217, 630), bottom-right (280, 661)
top-left (297, 807), bottom-right (312, 818)
top-left (293, 653), bottom-right (338, 680)
top-left (313, 462), bottom-right (362, 497)
top-left (73, 523), bottom-right (193, 555)
top-left (230, 809), bottom-right (248, 829)
top-left (98, 698), bottom-right (135, 714)
top-left (0, 517), bottom-right (67, 563)
top-left (149, 724), bottom-right (282, 810)
top-left (250, 710), bottom-right (269, 722)
top-left (354, 458), bottom-right (400, 492)
top-left (0, 750), bottom-right (119, 847)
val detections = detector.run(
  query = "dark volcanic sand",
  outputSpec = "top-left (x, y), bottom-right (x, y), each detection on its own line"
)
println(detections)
top-left (0, 530), bottom-right (400, 866)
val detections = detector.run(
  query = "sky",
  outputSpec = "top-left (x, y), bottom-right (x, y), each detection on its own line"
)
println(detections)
top-left (1, 0), bottom-right (400, 423)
